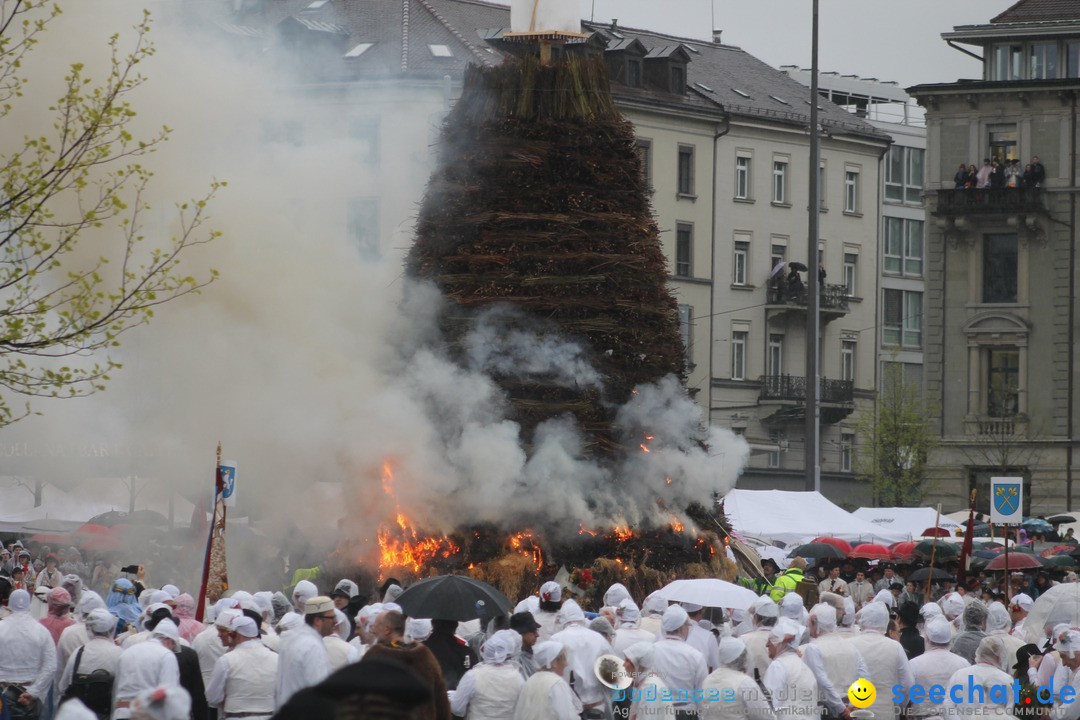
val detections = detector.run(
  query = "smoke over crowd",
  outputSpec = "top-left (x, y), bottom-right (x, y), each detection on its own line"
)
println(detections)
top-left (0, 2), bottom-right (749, 578)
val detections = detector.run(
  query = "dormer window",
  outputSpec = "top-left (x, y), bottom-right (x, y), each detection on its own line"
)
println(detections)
top-left (627, 59), bottom-right (642, 88)
top-left (671, 64), bottom-right (686, 94)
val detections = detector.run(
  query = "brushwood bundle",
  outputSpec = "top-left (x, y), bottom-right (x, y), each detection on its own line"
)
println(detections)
top-left (407, 54), bottom-right (685, 454)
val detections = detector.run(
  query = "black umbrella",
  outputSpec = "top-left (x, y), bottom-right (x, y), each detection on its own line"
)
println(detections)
top-left (788, 542), bottom-right (846, 560)
top-left (394, 575), bottom-right (513, 622)
top-left (908, 566), bottom-right (954, 582)
top-left (1048, 515), bottom-right (1075, 525)
top-left (788, 261), bottom-right (808, 272)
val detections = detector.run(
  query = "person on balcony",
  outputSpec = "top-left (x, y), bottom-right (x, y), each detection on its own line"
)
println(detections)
top-left (977, 158), bottom-right (993, 188)
top-left (989, 158), bottom-right (1006, 190)
top-left (966, 164), bottom-right (978, 188)
top-left (955, 163), bottom-right (969, 189)
top-left (1030, 156), bottom-right (1046, 187)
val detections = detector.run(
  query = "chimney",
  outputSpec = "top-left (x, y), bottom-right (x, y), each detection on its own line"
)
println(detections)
top-left (610, 18), bottom-right (618, 31)
top-left (712, 29), bottom-right (722, 44)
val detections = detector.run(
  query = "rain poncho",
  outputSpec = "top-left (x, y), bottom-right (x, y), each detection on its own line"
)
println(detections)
top-left (0, 589), bottom-right (57, 701)
top-left (172, 593), bottom-right (205, 643)
top-left (107, 578), bottom-right (142, 629)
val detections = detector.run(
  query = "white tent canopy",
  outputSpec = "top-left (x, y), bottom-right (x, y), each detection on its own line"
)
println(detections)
top-left (723, 489), bottom-right (908, 547)
top-left (852, 507), bottom-right (963, 539)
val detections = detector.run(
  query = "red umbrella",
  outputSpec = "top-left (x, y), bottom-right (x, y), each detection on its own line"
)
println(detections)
top-left (921, 527), bottom-right (952, 538)
top-left (985, 552), bottom-right (1043, 571)
top-left (1043, 545), bottom-right (1076, 558)
top-left (850, 543), bottom-right (892, 560)
top-left (72, 523), bottom-right (113, 542)
top-left (891, 541), bottom-right (918, 559)
top-left (811, 537), bottom-right (853, 554)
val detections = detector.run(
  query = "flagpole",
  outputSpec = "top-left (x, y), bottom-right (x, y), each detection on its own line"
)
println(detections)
top-left (195, 442), bottom-right (223, 622)
top-left (925, 503), bottom-right (941, 602)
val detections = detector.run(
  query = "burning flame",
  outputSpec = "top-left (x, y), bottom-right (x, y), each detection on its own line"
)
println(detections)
top-left (640, 434), bottom-right (654, 453)
top-left (377, 461), bottom-right (460, 575)
top-left (640, 444), bottom-right (651, 453)
top-left (670, 520), bottom-right (685, 533)
top-left (578, 523), bottom-right (598, 537)
top-left (664, 477), bottom-right (672, 485)
top-left (613, 526), bottom-right (633, 542)
top-left (509, 530), bottom-right (544, 570)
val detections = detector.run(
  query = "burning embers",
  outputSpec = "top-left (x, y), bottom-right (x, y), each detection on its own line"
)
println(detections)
top-left (376, 462), bottom-right (460, 575)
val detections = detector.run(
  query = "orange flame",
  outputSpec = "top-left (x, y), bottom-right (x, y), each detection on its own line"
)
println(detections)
top-left (665, 477), bottom-right (673, 485)
top-left (640, 444), bottom-right (651, 453)
top-left (670, 520), bottom-right (685, 533)
top-left (508, 530), bottom-right (544, 570)
top-left (613, 526), bottom-right (633, 542)
top-left (377, 460), bottom-right (461, 576)
top-left (578, 523), bottom-right (598, 537)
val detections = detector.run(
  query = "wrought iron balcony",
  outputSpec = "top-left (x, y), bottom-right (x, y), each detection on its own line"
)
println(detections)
top-left (933, 187), bottom-right (1045, 216)
top-left (758, 374), bottom-right (855, 424)
top-left (765, 283), bottom-right (851, 323)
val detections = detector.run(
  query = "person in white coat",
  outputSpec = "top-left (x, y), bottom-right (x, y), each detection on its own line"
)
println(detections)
top-left (112, 621), bottom-right (181, 719)
top-left (651, 605), bottom-right (708, 716)
top-left (847, 602), bottom-right (914, 720)
top-left (762, 618), bottom-right (820, 720)
top-left (56, 609), bottom-right (123, 707)
top-left (701, 637), bottom-right (775, 720)
top-left (682, 603), bottom-right (721, 671)
top-left (803, 603), bottom-right (868, 719)
top-left (512, 641), bottom-right (581, 720)
top-left (623, 641), bottom-right (676, 720)
top-left (945, 635), bottom-right (1014, 718)
top-left (533, 581), bottom-right (562, 642)
top-left (1049, 630), bottom-right (1080, 720)
top-left (450, 630), bottom-right (526, 720)
top-left (323, 609), bottom-right (360, 670)
top-left (551, 599), bottom-right (612, 717)
top-left (204, 615), bottom-right (277, 720)
top-left (192, 600), bottom-right (237, 687)
top-left (985, 601), bottom-right (1025, 671)
top-left (907, 617), bottom-right (971, 719)
top-left (741, 598), bottom-right (779, 682)
top-left (612, 600), bottom-right (654, 659)
top-left (274, 596), bottom-right (333, 710)
top-left (0, 589), bottom-right (57, 716)
top-left (56, 591), bottom-right (106, 683)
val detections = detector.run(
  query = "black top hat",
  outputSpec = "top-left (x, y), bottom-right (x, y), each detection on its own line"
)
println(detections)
top-left (1014, 643), bottom-right (1043, 673)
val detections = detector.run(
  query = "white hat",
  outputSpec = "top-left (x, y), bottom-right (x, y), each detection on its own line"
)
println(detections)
top-left (624, 642), bottom-right (655, 672)
top-left (769, 618), bottom-right (802, 645)
top-left (405, 617), bottom-right (433, 644)
top-left (940, 593), bottom-right (965, 619)
top-left (1059, 630), bottom-right (1080, 656)
top-left (642, 592), bottom-right (668, 616)
top-left (925, 616), bottom-right (953, 645)
top-left (161, 585), bottom-right (180, 599)
top-left (215, 609), bottom-right (241, 630)
top-left (277, 612), bottom-right (303, 632)
top-left (717, 636), bottom-right (746, 664)
top-left (482, 631), bottom-right (513, 664)
top-left (78, 591), bottom-right (105, 617)
top-left (604, 583), bottom-right (631, 608)
top-left (755, 599), bottom-right (780, 619)
top-left (252, 592), bottom-right (274, 618)
top-left (230, 615), bottom-right (259, 638)
top-left (304, 596), bottom-right (334, 615)
top-left (858, 602), bottom-right (890, 631)
top-left (617, 599), bottom-right (641, 627)
top-left (557, 599), bottom-right (585, 626)
top-left (1011, 593), bottom-right (1034, 612)
top-left (780, 592), bottom-right (804, 618)
top-left (514, 596), bottom-right (540, 614)
top-left (809, 603), bottom-right (837, 633)
top-left (292, 580), bottom-right (317, 607)
top-left (873, 589), bottom-right (895, 608)
top-left (382, 602), bottom-right (403, 614)
top-left (8, 589), bottom-right (30, 612)
top-left (533, 640), bottom-right (564, 669)
top-left (680, 602), bottom-right (704, 613)
top-left (920, 602), bottom-right (943, 619)
top-left (661, 605), bottom-right (690, 633)
top-left (151, 620), bottom-right (180, 643)
top-left (540, 581), bottom-right (562, 603)
top-left (86, 608), bottom-right (119, 635)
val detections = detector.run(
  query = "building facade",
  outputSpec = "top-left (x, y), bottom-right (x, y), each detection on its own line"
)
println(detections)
top-left (909, 0), bottom-right (1080, 514)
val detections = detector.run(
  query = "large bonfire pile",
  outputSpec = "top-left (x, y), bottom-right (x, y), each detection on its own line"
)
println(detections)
top-left (333, 54), bottom-right (736, 601)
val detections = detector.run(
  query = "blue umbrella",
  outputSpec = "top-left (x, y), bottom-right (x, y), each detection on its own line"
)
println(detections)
top-left (1022, 518), bottom-right (1054, 534)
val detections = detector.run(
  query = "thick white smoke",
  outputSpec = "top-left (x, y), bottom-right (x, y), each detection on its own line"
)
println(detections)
top-left (0, 1), bottom-right (749, 582)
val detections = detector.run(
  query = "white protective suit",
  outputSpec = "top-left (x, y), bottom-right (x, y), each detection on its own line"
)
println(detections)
top-left (0, 590), bottom-right (57, 703)
top-left (274, 621), bottom-right (331, 709)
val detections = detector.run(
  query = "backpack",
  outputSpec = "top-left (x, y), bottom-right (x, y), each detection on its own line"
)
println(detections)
top-left (60, 645), bottom-right (115, 715)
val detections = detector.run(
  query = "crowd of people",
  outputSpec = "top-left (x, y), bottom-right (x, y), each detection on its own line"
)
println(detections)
top-left (2, 532), bottom-right (1080, 720)
top-left (953, 156), bottom-right (1046, 190)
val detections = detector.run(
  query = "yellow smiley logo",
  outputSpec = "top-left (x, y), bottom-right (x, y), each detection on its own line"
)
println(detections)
top-left (848, 679), bottom-right (876, 708)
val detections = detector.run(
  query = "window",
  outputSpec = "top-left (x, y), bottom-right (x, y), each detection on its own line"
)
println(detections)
top-left (883, 289), bottom-right (922, 348)
top-left (627, 59), bottom-right (642, 88)
top-left (989, 127), bottom-right (1018, 165)
top-left (731, 331), bottom-right (747, 380)
top-left (735, 156), bottom-right (751, 199)
top-left (1030, 42), bottom-right (1059, 80)
top-left (773, 160), bottom-right (788, 204)
top-left (983, 234), bottom-right (1018, 303)
top-left (428, 44), bottom-right (453, 57)
top-left (992, 44), bottom-right (1024, 81)
top-left (671, 64), bottom-right (686, 94)
top-left (348, 198), bottom-right (380, 259)
top-left (768, 334), bottom-right (784, 376)
top-left (844, 171), bottom-right (858, 213)
top-left (843, 253), bottom-right (857, 296)
top-left (771, 243), bottom-right (786, 269)
top-left (883, 218), bottom-right (923, 277)
top-left (677, 145), bottom-right (695, 196)
top-left (675, 223), bottom-right (692, 277)
top-left (678, 305), bottom-right (693, 364)
top-left (733, 240), bottom-right (749, 286)
top-left (884, 146), bottom-right (923, 204)
top-left (987, 348), bottom-right (1020, 417)
top-left (635, 139), bottom-right (652, 187)
top-left (841, 341), bottom-right (856, 382)
top-left (841, 432), bottom-right (855, 472)
top-left (1069, 42), bottom-right (1080, 78)
top-left (767, 429), bottom-right (783, 468)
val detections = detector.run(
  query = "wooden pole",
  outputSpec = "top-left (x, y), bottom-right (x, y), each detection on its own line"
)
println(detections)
top-left (1004, 523), bottom-right (1010, 596)
top-left (924, 503), bottom-right (942, 601)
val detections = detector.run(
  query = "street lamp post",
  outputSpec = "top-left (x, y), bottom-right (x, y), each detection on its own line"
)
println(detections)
top-left (805, 0), bottom-right (821, 492)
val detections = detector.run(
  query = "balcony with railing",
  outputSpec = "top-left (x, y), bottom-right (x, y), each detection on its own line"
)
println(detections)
top-left (758, 374), bottom-right (855, 424)
top-left (765, 282), bottom-right (851, 323)
top-left (933, 187), bottom-right (1045, 216)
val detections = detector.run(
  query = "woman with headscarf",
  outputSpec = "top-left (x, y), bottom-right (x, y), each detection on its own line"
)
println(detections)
top-left (451, 629), bottom-right (525, 720)
top-left (106, 578), bottom-right (141, 636)
top-left (172, 594), bottom-right (205, 644)
top-left (41, 586), bottom-right (76, 645)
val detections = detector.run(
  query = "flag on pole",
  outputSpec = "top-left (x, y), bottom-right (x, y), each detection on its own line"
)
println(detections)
top-left (957, 489), bottom-right (976, 587)
top-left (195, 443), bottom-right (229, 622)
top-left (221, 460), bottom-right (238, 508)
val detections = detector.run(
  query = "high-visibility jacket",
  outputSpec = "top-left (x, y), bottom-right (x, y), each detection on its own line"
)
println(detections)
top-left (770, 568), bottom-right (804, 602)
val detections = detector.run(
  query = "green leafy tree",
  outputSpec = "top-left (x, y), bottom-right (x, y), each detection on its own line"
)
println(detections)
top-left (853, 363), bottom-right (938, 506)
top-left (0, 1), bottom-right (220, 426)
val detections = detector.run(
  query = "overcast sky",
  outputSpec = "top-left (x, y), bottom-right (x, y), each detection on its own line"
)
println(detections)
top-left (496, 1), bottom-right (1019, 89)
